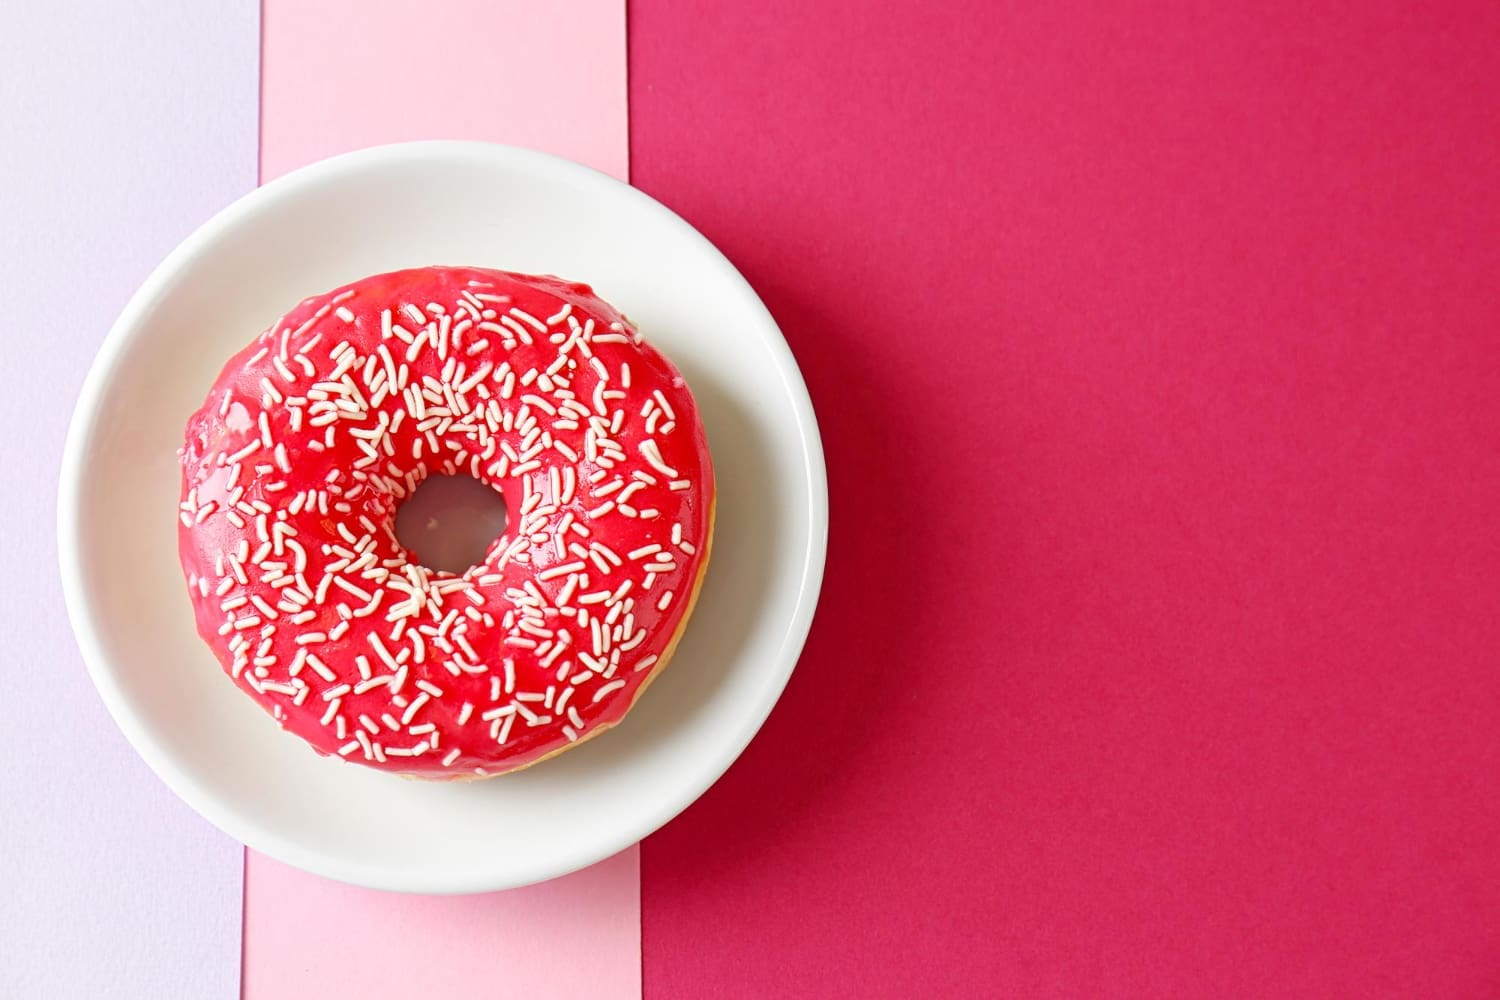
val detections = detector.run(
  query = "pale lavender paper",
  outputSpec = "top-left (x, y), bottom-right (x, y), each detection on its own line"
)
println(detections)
top-left (0, 3), bottom-right (257, 996)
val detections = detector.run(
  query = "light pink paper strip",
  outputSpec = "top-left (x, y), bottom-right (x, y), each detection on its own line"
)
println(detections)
top-left (260, 0), bottom-right (628, 184)
top-left (247, 2), bottom-right (636, 998)
top-left (245, 851), bottom-right (640, 998)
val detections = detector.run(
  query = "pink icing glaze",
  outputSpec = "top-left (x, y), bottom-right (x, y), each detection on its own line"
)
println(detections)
top-left (177, 267), bottom-right (714, 777)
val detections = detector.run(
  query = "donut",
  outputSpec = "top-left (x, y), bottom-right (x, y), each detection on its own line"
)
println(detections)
top-left (176, 266), bottom-right (714, 778)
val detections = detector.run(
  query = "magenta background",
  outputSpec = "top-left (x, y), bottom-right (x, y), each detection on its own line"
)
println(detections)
top-left (633, 1), bottom-right (1500, 996)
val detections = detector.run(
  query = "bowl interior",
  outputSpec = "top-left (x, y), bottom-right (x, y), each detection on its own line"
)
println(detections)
top-left (60, 143), bottom-right (826, 892)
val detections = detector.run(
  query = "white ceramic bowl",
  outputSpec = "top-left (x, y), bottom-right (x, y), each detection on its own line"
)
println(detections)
top-left (58, 142), bottom-right (827, 893)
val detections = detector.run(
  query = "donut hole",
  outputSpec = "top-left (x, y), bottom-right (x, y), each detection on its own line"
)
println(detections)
top-left (394, 475), bottom-right (508, 575)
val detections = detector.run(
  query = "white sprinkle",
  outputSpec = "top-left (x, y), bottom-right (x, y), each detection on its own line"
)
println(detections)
top-left (331, 576), bottom-right (373, 602)
top-left (639, 439), bottom-right (678, 477)
top-left (538, 560), bottom-right (586, 582)
top-left (400, 694), bottom-right (430, 725)
top-left (368, 633), bottom-right (400, 672)
top-left (499, 314), bottom-right (533, 345)
top-left (509, 307), bottom-right (547, 334)
top-left (227, 440), bottom-right (262, 464)
top-left (592, 679), bottom-right (626, 703)
top-left (305, 653), bottom-right (336, 682)
top-left (353, 675), bottom-right (390, 695)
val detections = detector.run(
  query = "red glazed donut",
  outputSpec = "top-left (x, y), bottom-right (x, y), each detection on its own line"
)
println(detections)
top-left (177, 266), bottom-right (714, 778)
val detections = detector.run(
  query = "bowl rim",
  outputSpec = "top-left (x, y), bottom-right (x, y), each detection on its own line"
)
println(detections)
top-left (56, 140), bottom-right (829, 893)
